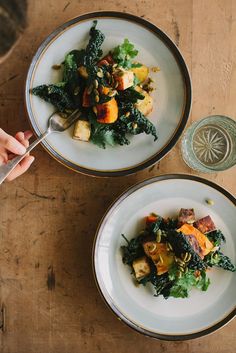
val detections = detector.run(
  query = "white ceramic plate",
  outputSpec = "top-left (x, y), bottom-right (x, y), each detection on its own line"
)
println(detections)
top-left (93, 175), bottom-right (236, 340)
top-left (25, 11), bottom-right (191, 177)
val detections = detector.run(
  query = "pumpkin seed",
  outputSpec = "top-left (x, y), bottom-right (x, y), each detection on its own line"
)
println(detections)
top-left (206, 198), bottom-right (214, 206)
top-left (105, 71), bottom-right (111, 79)
top-left (74, 86), bottom-right (80, 95)
top-left (176, 270), bottom-right (182, 278)
top-left (148, 243), bottom-right (157, 253)
top-left (159, 255), bottom-right (164, 264)
top-left (167, 242), bottom-right (173, 251)
top-left (125, 111), bottom-right (130, 118)
top-left (108, 90), bottom-right (117, 97)
top-left (97, 71), bottom-right (104, 78)
top-left (87, 85), bottom-right (93, 94)
top-left (93, 89), bottom-right (99, 96)
top-left (112, 63), bottom-right (118, 69)
top-left (114, 81), bottom-right (119, 88)
top-left (178, 265), bottom-right (185, 272)
top-left (183, 252), bottom-right (189, 261)
top-left (93, 106), bottom-right (98, 115)
top-left (185, 253), bottom-right (192, 262)
top-left (93, 79), bottom-right (99, 88)
top-left (132, 123), bottom-right (138, 129)
top-left (95, 95), bottom-right (100, 103)
top-left (52, 64), bottom-right (61, 70)
top-left (156, 230), bottom-right (162, 243)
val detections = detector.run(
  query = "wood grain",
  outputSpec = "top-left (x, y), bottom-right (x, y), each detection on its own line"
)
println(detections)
top-left (0, 1), bottom-right (235, 352)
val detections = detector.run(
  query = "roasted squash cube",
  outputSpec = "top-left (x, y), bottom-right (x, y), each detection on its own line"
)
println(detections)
top-left (96, 98), bottom-right (118, 124)
top-left (177, 224), bottom-right (214, 257)
top-left (131, 64), bottom-right (149, 83)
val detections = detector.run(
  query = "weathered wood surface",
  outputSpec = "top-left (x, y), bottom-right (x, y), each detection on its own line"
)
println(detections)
top-left (0, 0), bottom-right (235, 352)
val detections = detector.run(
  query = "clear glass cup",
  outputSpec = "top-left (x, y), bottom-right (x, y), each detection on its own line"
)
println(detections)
top-left (181, 115), bottom-right (236, 173)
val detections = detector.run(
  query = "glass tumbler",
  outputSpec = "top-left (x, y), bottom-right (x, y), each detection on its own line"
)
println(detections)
top-left (181, 115), bottom-right (236, 173)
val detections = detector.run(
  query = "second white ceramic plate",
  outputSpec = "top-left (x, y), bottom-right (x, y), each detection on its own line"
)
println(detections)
top-left (25, 12), bottom-right (191, 176)
top-left (93, 175), bottom-right (236, 340)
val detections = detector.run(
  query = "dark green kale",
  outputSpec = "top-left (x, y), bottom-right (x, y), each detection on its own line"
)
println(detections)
top-left (169, 267), bottom-right (210, 298)
top-left (117, 87), bottom-right (144, 104)
top-left (139, 266), bottom-right (173, 298)
top-left (82, 20), bottom-right (105, 67)
top-left (63, 49), bottom-right (85, 82)
top-left (31, 83), bottom-right (74, 112)
top-left (206, 229), bottom-right (225, 248)
top-left (204, 251), bottom-right (236, 272)
top-left (167, 230), bottom-right (207, 270)
top-left (145, 216), bottom-right (163, 235)
top-left (160, 218), bottom-right (178, 231)
top-left (121, 234), bottom-right (146, 266)
top-left (112, 38), bottom-right (140, 69)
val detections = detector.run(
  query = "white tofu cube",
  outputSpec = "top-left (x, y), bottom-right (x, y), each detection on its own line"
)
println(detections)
top-left (73, 120), bottom-right (91, 142)
top-left (132, 256), bottom-right (151, 280)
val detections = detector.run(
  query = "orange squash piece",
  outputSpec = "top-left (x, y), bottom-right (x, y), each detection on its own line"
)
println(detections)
top-left (143, 242), bottom-right (174, 275)
top-left (146, 215), bottom-right (158, 224)
top-left (177, 224), bottom-right (214, 257)
top-left (96, 98), bottom-right (118, 124)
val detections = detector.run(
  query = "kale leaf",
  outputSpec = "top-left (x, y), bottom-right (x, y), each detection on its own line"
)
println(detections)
top-left (31, 83), bottom-right (74, 112)
top-left (167, 230), bottom-right (207, 270)
top-left (206, 229), bottom-right (225, 248)
top-left (205, 251), bottom-right (236, 272)
top-left (121, 233), bottom-right (146, 265)
top-left (117, 87), bottom-right (144, 104)
top-left (82, 20), bottom-right (105, 67)
top-left (112, 39), bottom-right (139, 68)
top-left (63, 49), bottom-right (85, 82)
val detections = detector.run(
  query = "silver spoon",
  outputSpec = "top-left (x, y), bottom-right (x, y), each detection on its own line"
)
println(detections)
top-left (0, 109), bottom-right (81, 185)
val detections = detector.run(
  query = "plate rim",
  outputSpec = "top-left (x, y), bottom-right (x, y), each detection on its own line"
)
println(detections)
top-left (25, 11), bottom-right (192, 177)
top-left (92, 173), bottom-right (236, 340)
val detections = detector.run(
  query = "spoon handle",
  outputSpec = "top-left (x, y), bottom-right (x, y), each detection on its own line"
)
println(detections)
top-left (0, 130), bottom-right (50, 185)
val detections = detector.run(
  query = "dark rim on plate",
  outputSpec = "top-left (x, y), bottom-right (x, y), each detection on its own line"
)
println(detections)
top-left (25, 11), bottom-right (192, 177)
top-left (92, 174), bottom-right (236, 340)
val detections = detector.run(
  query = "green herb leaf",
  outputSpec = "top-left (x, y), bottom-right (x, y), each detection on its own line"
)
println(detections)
top-left (112, 39), bottom-right (139, 68)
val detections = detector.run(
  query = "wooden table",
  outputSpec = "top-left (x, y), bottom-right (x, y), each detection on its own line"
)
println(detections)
top-left (0, 1), bottom-right (235, 352)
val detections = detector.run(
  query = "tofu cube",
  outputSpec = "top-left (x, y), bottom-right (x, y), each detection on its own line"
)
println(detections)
top-left (73, 120), bottom-right (91, 141)
top-left (132, 256), bottom-right (151, 280)
top-left (113, 68), bottom-right (134, 90)
top-left (178, 208), bottom-right (195, 226)
top-left (194, 216), bottom-right (216, 234)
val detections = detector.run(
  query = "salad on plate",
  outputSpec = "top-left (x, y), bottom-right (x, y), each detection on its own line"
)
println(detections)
top-left (121, 208), bottom-right (235, 299)
top-left (31, 21), bottom-right (158, 148)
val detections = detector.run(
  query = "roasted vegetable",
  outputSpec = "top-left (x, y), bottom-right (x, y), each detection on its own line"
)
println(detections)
top-left (194, 215), bottom-right (216, 234)
top-left (135, 86), bottom-right (153, 116)
top-left (131, 64), bottom-right (149, 83)
top-left (177, 224), bottom-right (214, 257)
top-left (178, 208), bottom-right (195, 226)
top-left (113, 68), bottom-right (134, 90)
top-left (96, 98), bottom-right (118, 124)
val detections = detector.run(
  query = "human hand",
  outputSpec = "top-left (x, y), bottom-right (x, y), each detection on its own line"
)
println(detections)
top-left (0, 129), bottom-right (35, 181)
